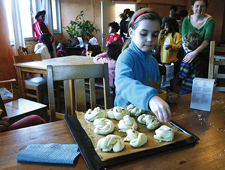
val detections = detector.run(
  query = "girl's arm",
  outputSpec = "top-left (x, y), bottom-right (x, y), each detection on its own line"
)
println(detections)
top-left (93, 52), bottom-right (107, 64)
top-left (149, 96), bottom-right (171, 122)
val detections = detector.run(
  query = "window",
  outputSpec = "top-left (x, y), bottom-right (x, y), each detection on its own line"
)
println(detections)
top-left (4, 0), bottom-right (61, 44)
top-left (51, 0), bottom-right (61, 34)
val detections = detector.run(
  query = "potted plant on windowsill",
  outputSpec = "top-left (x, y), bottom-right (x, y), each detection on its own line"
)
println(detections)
top-left (63, 11), bottom-right (100, 44)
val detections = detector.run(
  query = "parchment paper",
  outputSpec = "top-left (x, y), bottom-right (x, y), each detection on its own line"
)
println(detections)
top-left (76, 111), bottom-right (191, 161)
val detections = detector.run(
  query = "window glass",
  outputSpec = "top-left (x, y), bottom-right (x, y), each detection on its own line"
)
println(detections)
top-left (18, 0), bottom-right (33, 38)
top-left (51, 0), bottom-right (61, 33)
top-left (4, 0), bottom-right (61, 45)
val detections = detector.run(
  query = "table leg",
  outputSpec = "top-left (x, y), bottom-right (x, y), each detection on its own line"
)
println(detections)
top-left (15, 67), bottom-right (25, 98)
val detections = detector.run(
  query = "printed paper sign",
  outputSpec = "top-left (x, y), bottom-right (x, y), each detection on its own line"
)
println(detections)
top-left (190, 77), bottom-right (215, 111)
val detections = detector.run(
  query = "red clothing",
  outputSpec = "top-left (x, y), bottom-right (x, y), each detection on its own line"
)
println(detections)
top-left (106, 33), bottom-right (122, 45)
top-left (56, 50), bottom-right (66, 57)
top-left (9, 115), bottom-right (46, 130)
top-left (33, 19), bottom-right (52, 42)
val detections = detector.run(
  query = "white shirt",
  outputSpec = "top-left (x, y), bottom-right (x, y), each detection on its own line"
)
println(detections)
top-left (34, 43), bottom-right (51, 59)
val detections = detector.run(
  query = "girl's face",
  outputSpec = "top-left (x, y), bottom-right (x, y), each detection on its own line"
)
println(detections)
top-left (129, 19), bottom-right (160, 53)
top-left (164, 23), bottom-right (169, 32)
top-left (192, 0), bottom-right (207, 16)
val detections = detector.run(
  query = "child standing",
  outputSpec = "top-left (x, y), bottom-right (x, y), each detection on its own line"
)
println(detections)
top-left (93, 43), bottom-right (122, 87)
top-left (34, 33), bottom-right (52, 59)
top-left (106, 21), bottom-right (122, 46)
top-left (177, 32), bottom-right (202, 95)
top-left (114, 8), bottom-right (172, 122)
top-left (158, 17), bottom-right (182, 74)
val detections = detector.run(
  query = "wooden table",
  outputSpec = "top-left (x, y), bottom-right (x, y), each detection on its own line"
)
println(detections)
top-left (14, 55), bottom-right (94, 98)
top-left (0, 91), bottom-right (224, 170)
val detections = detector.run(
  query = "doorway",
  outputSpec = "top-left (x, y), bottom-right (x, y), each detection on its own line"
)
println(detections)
top-left (101, 1), bottom-right (136, 50)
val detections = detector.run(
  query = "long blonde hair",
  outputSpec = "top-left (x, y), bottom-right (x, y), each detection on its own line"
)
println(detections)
top-left (122, 8), bottom-right (162, 51)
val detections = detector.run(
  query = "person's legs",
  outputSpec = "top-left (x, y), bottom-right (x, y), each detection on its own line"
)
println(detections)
top-left (46, 43), bottom-right (54, 58)
top-left (199, 53), bottom-right (209, 78)
top-left (9, 115), bottom-right (46, 130)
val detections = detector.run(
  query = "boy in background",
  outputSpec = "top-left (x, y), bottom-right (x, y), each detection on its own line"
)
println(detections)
top-left (106, 21), bottom-right (122, 46)
top-left (177, 32), bottom-right (203, 95)
top-left (34, 33), bottom-right (52, 59)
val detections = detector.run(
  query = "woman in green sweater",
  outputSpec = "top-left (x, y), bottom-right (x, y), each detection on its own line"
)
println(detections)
top-left (182, 0), bottom-right (215, 78)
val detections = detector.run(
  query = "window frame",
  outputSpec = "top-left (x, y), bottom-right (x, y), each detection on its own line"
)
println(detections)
top-left (52, 0), bottom-right (62, 34)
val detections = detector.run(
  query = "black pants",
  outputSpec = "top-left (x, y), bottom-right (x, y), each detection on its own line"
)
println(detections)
top-left (198, 52), bottom-right (209, 78)
top-left (46, 43), bottom-right (54, 58)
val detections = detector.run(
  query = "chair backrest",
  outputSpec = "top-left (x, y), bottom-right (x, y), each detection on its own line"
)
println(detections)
top-left (13, 53), bottom-right (42, 64)
top-left (47, 63), bottom-right (111, 121)
top-left (208, 41), bottom-right (225, 91)
top-left (0, 74), bottom-right (18, 103)
top-left (25, 41), bottom-right (39, 54)
top-left (0, 95), bottom-right (7, 118)
top-left (18, 46), bottom-right (28, 55)
top-left (87, 45), bottom-right (102, 56)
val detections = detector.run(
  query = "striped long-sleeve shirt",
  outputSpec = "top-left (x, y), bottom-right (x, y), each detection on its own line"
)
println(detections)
top-left (177, 51), bottom-right (201, 93)
top-left (33, 19), bottom-right (52, 42)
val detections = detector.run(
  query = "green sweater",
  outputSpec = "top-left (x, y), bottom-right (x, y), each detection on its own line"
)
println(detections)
top-left (182, 16), bottom-right (215, 53)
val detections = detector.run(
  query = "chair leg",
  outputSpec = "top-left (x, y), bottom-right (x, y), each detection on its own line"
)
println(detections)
top-left (36, 86), bottom-right (42, 103)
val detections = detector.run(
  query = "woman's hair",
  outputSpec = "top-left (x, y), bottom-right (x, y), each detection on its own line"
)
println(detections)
top-left (128, 11), bottom-right (135, 18)
top-left (119, 8), bottom-right (130, 19)
top-left (108, 21), bottom-right (120, 32)
top-left (107, 43), bottom-right (122, 60)
top-left (164, 18), bottom-right (177, 37)
top-left (122, 8), bottom-right (161, 51)
top-left (191, 0), bottom-right (209, 7)
top-left (182, 32), bottom-right (202, 51)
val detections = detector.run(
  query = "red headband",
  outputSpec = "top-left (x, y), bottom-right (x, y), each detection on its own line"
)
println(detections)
top-left (131, 11), bottom-right (158, 28)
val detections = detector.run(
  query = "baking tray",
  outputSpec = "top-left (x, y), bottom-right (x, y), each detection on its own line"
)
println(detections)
top-left (64, 114), bottom-right (199, 170)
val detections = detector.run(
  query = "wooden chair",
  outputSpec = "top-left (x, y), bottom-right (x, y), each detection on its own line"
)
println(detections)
top-left (0, 79), bottom-right (47, 125)
top-left (0, 78), bottom-right (18, 103)
top-left (87, 45), bottom-right (102, 56)
top-left (17, 46), bottom-right (28, 55)
top-left (47, 63), bottom-right (111, 122)
top-left (208, 41), bottom-right (225, 92)
top-left (25, 41), bottom-right (39, 54)
top-left (13, 54), bottom-right (47, 103)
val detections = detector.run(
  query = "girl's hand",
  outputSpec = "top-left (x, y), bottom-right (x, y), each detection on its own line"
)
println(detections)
top-left (149, 96), bottom-right (171, 122)
top-left (183, 51), bottom-right (197, 63)
top-left (165, 44), bottom-right (172, 50)
top-left (0, 117), bottom-right (9, 132)
top-left (160, 29), bottom-right (166, 34)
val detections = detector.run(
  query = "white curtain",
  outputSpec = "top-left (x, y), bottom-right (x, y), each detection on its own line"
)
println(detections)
top-left (41, 0), bottom-right (56, 57)
top-left (11, 0), bottom-right (24, 55)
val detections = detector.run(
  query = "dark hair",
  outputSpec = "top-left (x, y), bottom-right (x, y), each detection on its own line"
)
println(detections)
top-left (182, 32), bottom-right (202, 51)
top-left (40, 33), bottom-right (50, 43)
top-left (170, 5), bottom-right (177, 12)
top-left (191, 0), bottom-right (209, 7)
top-left (122, 8), bottom-right (162, 51)
top-left (108, 21), bottom-right (120, 32)
top-left (128, 11), bottom-right (134, 18)
top-left (107, 43), bottom-right (122, 60)
top-left (179, 10), bottom-right (188, 17)
top-left (164, 18), bottom-right (178, 37)
top-left (119, 8), bottom-right (130, 19)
